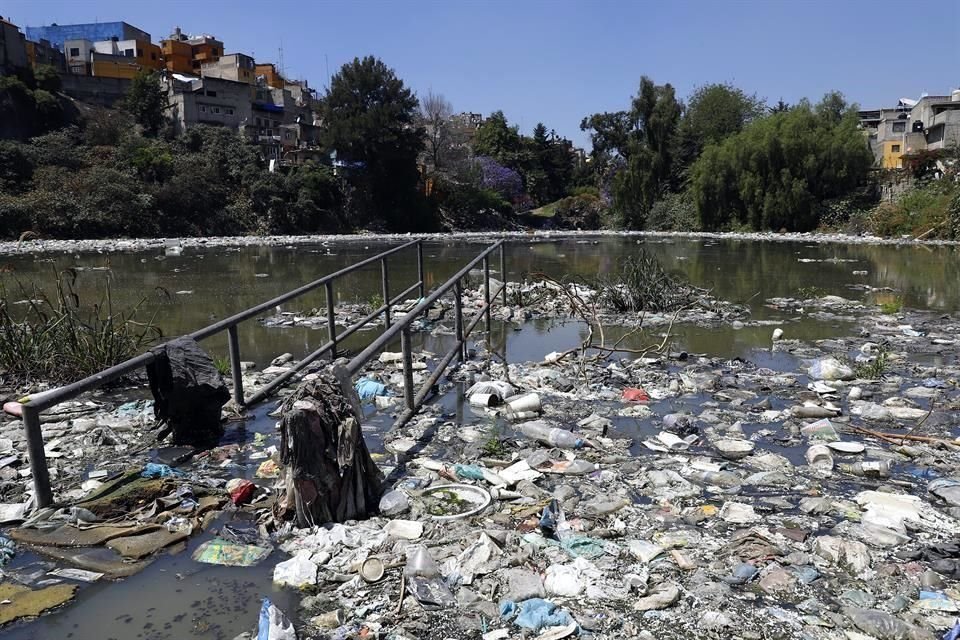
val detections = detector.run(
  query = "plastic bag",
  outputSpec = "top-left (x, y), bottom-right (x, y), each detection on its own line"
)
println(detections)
top-left (273, 552), bottom-right (318, 588)
top-left (355, 377), bottom-right (387, 401)
top-left (807, 357), bottom-right (854, 381)
top-left (378, 489), bottom-right (410, 516)
top-left (257, 597), bottom-right (296, 640)
top-left (141, 463), bottom-right (185, 478)
top-left (499, 598), bottom-right (574, 631)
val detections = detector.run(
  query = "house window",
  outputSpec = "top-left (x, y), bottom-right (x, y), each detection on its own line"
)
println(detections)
top-left (892, 122), bottom-right (906, 133)
top-left (199, 105), bottom-right (207, 113)
top-left (212, 48), bottom-right (219, 56)
top-left (124, 49), bottom-right (134, 57)
top-left (69, 47), bottom-right (80, 57)
top-left (151, 52), bottom-right (157, 61)
top-left (256, 117), bottom-right (262, 126)
top-left (206, 90), bottom-right (217, 97)
top-left (226, 108), bottom-right (234, 115)
top-left (891, 144), bottom-right (901, 153)
top-left (136, 48), bottom-right (143, 57)
top-left (213, 106), bottom-right (221, 114)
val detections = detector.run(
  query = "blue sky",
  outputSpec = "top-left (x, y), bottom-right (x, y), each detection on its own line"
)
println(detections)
top-left (6, 0), bottom-right (959, 146)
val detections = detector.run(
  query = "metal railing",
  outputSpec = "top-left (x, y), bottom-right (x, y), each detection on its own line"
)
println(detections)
top-left (17, 239), bottom-right (426, 507)
top-left (346, 239), bottom-right (507, 427)
top-left (14, 239), bottom-right (508, 509)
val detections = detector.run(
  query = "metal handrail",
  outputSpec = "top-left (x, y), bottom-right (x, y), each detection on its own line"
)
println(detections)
top-left (16, 239), bottom-right (426, 508)
top-left (346, 240), bottom-right (508, 428)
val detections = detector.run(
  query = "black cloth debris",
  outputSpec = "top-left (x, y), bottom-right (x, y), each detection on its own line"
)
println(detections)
top-left (147, 337), bottom-right (229, 448)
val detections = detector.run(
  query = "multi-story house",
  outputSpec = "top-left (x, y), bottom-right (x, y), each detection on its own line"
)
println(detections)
top-left (160, 28), bottom-right (224, 74)
top-left (0, 16), bottom-right (28, 73)
top-left (201, 53), bottom-right (256, 84)
top-left (162, 73), bottom-right (253, 135)
top-left (25, 38), bottom-right (66, 71)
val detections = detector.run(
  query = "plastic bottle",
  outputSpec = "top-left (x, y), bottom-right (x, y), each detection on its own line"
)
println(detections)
top-left (517, 421), bottom-right (583, 449)
top-left (839, 460), bottom-right (891, 478)
top-left (403, 544), bottom-right (439, 578)
top-left (689, 470), bottom-right (741, 488)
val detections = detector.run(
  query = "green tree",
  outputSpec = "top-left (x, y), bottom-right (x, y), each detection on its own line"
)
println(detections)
top-left (123, 71), bottom-right (166, 137)
top-left (321, 56), bottom-right (428, 229)
top-left (677, 82), bottom-right (765, 173)
top-left (473, 110), bottom-right (522, 167)
top-left (691, 94), bottom-right (873, 231)
top-left (33, 65), bottom-right (62, 93)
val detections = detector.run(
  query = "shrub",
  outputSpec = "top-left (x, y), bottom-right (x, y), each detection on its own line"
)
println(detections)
top-left (0, 269), bottom-right (165, 386)
top-left (646, 192), bottom-right (700, 231)
top-left (868, 182), bottom-right (956, 238)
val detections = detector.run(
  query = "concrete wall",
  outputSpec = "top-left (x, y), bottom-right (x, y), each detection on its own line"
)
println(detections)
top-left (58, 73), bottom-right (131, 106)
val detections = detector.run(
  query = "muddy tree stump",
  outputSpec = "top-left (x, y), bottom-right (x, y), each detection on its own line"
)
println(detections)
top-left (277, 373), bottom-right (384, 527)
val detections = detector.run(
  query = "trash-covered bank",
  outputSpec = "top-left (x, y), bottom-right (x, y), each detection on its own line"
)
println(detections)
top-left (2, 264), bottom-right (960, 639)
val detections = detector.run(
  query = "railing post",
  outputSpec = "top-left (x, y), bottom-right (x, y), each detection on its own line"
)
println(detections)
top-left (22, 405), bottom-right (53, 508)
top-left (483, 255), bottom-right (491, 333)
top-left (325, 280), bottom-right (337, 357)
top-left (454, 279), bottom-right (465, 362)
top-left (499, 242), bottom-right (507, 307)
top-left (401, 327), bottom-right (415, 410)
top-left (380, 257), bottom-right (391, 329)
top-left (416, 241), bottom-right (425, 299)
top-left (227, 325), bottom-right (244, 405)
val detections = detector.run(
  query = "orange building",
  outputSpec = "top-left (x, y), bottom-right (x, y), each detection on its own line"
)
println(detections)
top-left (160, 28), bottom-right (223, 75)
top-left (255, 63), bottom-right (285, 89)
top-left (161, 37), bottom-right (192, 73)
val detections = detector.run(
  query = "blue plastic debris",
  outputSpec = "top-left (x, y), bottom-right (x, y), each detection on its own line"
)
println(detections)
top-left (943, 619), bottom-right (960, 640)
top-left (355, 377), bottom-right (387, 401)
top-left (0, 536), bottom-right (15, 567)
top-left (500, 598), bottom-right (575, 631)
top-left (257, 597), bottom-right (296, 640)
top-left (141, 463), bottom-right (186, 478)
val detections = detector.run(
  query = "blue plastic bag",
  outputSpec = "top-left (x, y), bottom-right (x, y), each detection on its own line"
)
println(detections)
top-left (355, 377), bottom-right (387, 401)
top-left (141, 463), bottom-right (186, 478)
top-left (943, 620), bottom-right (960, 640)
top-left (513, 598), bottom-right (574, 631)
top-left (257, 597), bottom-right (296, 640)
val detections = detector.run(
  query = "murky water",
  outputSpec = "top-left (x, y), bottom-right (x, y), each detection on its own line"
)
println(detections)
top-left (6, 237), bottom-right (960, 365)
top-left (3, 235), bottom-right (960, 638)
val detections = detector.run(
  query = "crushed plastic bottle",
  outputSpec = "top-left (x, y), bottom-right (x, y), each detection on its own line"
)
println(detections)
top-left (517, 421), bottom-right (584, 449)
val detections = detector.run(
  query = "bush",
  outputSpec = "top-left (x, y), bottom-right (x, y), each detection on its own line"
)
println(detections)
top-left (0, 269), bottom-right (164, 386)
top-left (646, 192), bottom-right (699, 231)
top-left (868, 182), bottom-right (956, 238)
top-left (0, 141), bottom-right (33, 193)
top-left (551, 193), bottom-right (604, 229)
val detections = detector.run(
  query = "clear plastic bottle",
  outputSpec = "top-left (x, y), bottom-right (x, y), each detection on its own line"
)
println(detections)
top-left (403, 544), bottom-right (439, 578)
top-left (518, 421), bottom-right (584, 449)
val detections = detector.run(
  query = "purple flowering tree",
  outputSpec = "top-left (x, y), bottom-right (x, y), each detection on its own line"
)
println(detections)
top-left (474, 156), bottom-right (523, 201)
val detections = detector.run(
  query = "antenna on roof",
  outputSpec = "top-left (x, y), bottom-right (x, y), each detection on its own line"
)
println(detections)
top-left (278, 40), bottom-right (284, 80)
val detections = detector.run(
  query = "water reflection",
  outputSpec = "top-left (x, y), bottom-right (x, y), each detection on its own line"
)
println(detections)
top-left (3, 237), bottom-right (959, 365)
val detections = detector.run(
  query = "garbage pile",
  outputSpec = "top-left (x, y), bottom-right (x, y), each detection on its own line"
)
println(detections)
top-left (249, 295), bottom-right (960, 640)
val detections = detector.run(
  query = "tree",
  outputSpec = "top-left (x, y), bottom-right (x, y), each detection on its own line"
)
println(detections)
top-left (676, 82), bottom-right (765, 173)
top-left (418, 90), bottom-right (453, 171)
top-left (472, 110), bottom-right (522, 167)
top-left (770, 99), bottom-right (790, 114)
top-left (815, 90), bottom-right (849, 125)
top-left (582, 77), bottom-right (681, 228)
top-left (690, 96), bottom-right (873, 231)
top-left (321, 56), bottom-right (427, 229)
top-left (123, 71), bottom-right (166, 136)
